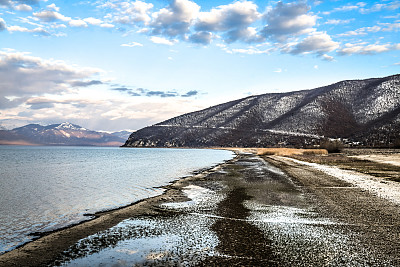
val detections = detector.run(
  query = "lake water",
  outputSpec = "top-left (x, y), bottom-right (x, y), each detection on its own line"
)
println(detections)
top-left (0, 146), bottom-right (234, 254)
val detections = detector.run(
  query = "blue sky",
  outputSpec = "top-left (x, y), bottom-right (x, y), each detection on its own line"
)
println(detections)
top-left (0, 0), bottom-right (399, 131)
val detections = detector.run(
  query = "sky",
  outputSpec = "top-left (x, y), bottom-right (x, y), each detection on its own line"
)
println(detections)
top-left (0, 0), bottom-right (399, 132)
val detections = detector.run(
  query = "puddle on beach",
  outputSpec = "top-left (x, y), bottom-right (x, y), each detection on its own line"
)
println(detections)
top-left (54, 185), bottom-right (224, 267)
top-left (57, 215), bottom-right (218, 266)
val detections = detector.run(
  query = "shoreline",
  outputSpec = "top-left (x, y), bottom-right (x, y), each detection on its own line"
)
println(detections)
top-left (0, 151), bottom-right (238, 266)
top-left (2, 148), bottom-right (400, 266)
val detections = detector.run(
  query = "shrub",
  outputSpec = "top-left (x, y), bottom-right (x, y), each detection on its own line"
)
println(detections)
top-left (319, 139), bottom-right (344, 153)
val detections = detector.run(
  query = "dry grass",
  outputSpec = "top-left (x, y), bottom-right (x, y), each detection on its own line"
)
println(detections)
top-left (257, 148), bottom-right (328, 156)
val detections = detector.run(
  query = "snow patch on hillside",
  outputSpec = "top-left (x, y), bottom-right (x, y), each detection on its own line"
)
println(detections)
top-left (55, 122), bottom-right (86, 131)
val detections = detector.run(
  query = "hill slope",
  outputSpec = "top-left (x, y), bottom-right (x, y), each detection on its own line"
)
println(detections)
top-left (123, 74), bottom-right (400, 148)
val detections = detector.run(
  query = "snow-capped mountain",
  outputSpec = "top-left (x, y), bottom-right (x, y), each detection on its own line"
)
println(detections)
top-left (0, 123), bottom-right (126, 146)
top-left (123, 74), bottom-right (400, 148)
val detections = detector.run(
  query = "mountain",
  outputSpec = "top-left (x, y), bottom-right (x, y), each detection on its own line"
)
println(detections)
top-left (111, 130), bottom-right (132, 140)
top-left (0, 122), bottom-right (126, 146)
top-left (123, 74), bottom-right (400, 148)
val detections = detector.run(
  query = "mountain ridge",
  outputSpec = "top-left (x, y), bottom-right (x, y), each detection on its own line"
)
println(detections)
top-left (0, 122), bottom-right (126, 146)
top-left (123, 74), bottom-right (400, 148)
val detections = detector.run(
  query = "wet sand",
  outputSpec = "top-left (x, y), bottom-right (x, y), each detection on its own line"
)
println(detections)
top-left (1, 151), bottom-right (400, 266)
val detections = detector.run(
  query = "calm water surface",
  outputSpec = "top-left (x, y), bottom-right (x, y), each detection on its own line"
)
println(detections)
top-left (0, 146), bottom-right (233, 254)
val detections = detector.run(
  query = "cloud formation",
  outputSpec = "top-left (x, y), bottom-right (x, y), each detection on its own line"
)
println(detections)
top-left (26, 98), bottom-right (55, 110)
top-left (325, 19), bottom-right (353, 25)
top-left (322, 3), bottom-right (364, 15)
top-left (121, 41), bottom-right (143, 47)
top-left (150, 36), bottom-right (177, 45)
top-left (7, 25), bottom-right (49, 35)
top-left (68, 19), bottom-right (88, 28)
top-left (10, 0), bottom-right (393, 60)
top-left (181, 90), bottom-right (198, 97)
top-left (0, 0), bottom-right (39, 9)
top-left (0, 51), bottom-right (102, 109)
top-left (338, 42), bottom-right (400, 55)
top-left (0, 18), bottom-right (6, 31)
top-left (193, 1), bottom-right (262, 44)
top-left (289, 32), bottom-right (339, 55)
top-left (261, 1), bottom-right (317, 42)
top-left (1, 0), bottom-right (398, 64)
top-left (360, 1), bottom-right (400, 14)
top-left (33, 9), bottom-right (71, 22)
top-left (188, 31), bottom-right (213, 44)
top-left (150, 0), bottom-right (200, 38)
top-left (70, 80), bottom-right (103, 87)
top-left (111, 86), bottom-right (198, 98)
top-left (104, 0), bottom-right (153, 25)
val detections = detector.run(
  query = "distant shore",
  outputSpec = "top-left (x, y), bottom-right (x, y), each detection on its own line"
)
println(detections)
top-left (1, 148), bottom-right (400, 266)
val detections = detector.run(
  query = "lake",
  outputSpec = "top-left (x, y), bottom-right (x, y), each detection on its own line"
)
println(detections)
top-left (0, 146), bottom-right (234, 254)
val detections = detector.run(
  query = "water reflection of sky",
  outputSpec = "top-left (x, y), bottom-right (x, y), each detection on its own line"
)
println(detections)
top-left (0, 146), bottom-right (233, 254)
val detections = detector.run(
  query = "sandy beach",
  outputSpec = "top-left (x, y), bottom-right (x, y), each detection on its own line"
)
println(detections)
top-left (1, 149), bottom-right (400, 266)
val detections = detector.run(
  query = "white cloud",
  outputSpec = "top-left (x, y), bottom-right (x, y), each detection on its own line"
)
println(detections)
top-left (360, 1), bottom-right (400, 13)
top-left (322, 2), bottom-right (365, 15)
top-left (100, 23), bottom-right (115, 28)
top-left (357, 2), bottom-right (368, 8)
top-left (0, 0), bottom-right (40, 10)
top-left (14, 4), bottom-right (32, 12)
top-left (33, 10), bottom-right (71, 22)
top-left (83, 17), bottom-right (103, 26)
top-left (109, 0), bottom-right (154, 25)
top-left (15, 16), bottom-right (42, 27)
top-left (229, 47), bottom-right (272, 55)
top-left (51, 23), bottom-right (67, 29)
top-left (193, 1), bottom-right (261, 43)
top-left (0, 18), bottom-right (6, 31)
top-left (0, 51), bottom-right (102, 109)
top-left (7, 25), bottom-right (49, 35)
top-left (337, 42), bottom-right (400, 55)
top-left (337, 25), bottom-right (381, 37)
top-left (274, 68), bottom-right (282, 73)
top-left (136, 27), bottom-right (149, 33)
top-left (322, 54), bottom-right (334, 61)
top-left (333, 5), bottom-right (359, 12)
top-left (325, 19), bottom-right (353, 25)
top-left (289, 32), bottom-right (339, 55)
top-left (121, 41), bottom-right (143, 47)
top-left (380, 22), bottom-right (400, 32)
top-left (68, 19), bottom-right (88, 27)
top-left (150, 36), bottom-right (177, 45)
top-left (46, 3), bottom-right (59, 12)
top-left (151, 0), bottom-right (200, 38)
top-left (262, 1), bottom-right (317, 42)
